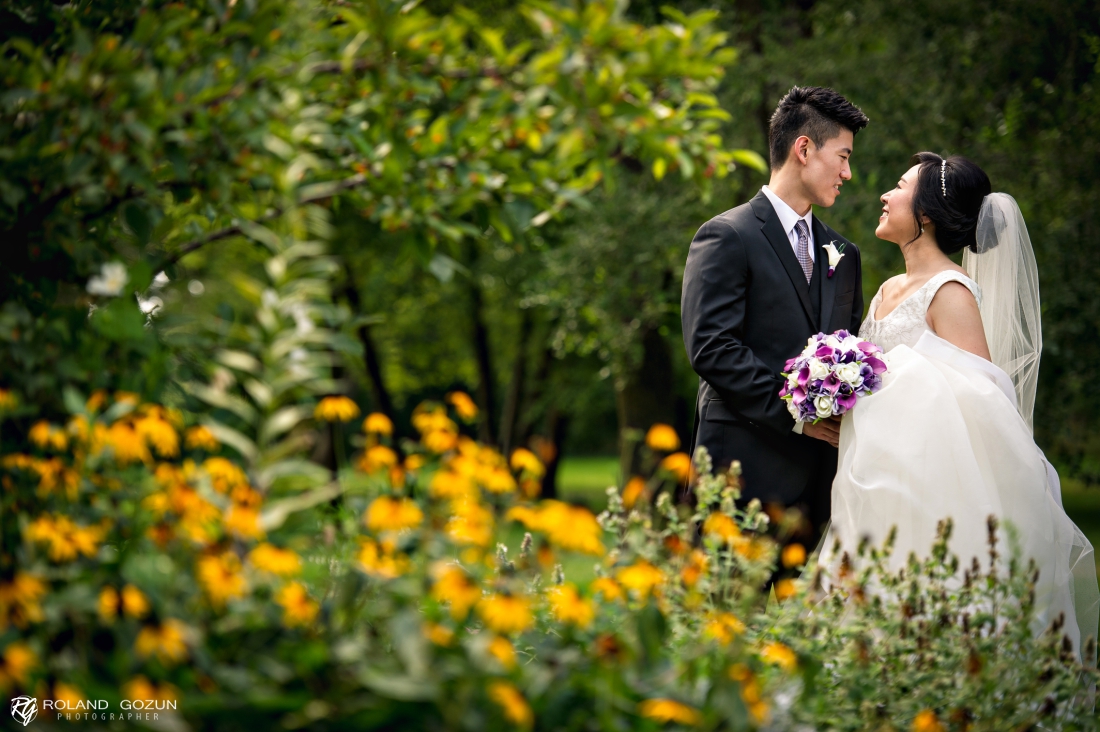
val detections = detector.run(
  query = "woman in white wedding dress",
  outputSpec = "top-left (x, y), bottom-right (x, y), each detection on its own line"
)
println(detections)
top-left (820, 152), bottom-right (1098, 655)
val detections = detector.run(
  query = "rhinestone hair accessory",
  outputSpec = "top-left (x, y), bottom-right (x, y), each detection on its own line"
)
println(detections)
top-left (940, 159), bottom-right (947, 197)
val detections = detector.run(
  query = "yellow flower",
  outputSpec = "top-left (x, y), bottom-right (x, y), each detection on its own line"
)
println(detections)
top-left (121, 585), bottom-right (150, 619)
top-left (430, 565), bottom-right (482, 620)
top-left (315, 395), bottom-right (360, 422)
top-left (203, 457), bottom-right (248, 493)
top-left (275, 581), bottom-right (319, 627)
top-left (224, 505), bottom-right (264, 540)
top-left (114, 390), bottom-right (140, 405)
top-left (729, 664), bottom-right (769, 724)
top-left (424, 428), bottom-right (459, 453)
top-left (0, 388), bottom-right (17, 411)
top-left (423, 622), bottom-right (455, 647)
top-left (760, 641), bottom-right (797, 672)
top-left (357, 538), bottom-right (410, 579)
top-left (359, 444), bottom-right (398, 473)
top-left (248, 543), bottom-right (301, 577)
top-left (590, 577), bottom-right (625, 603)
top-left (53, 681), bottom-right (85, 708)
top-left (105, 422), bottom-right (151, 464)
top-left (782, 543), bottom-right (807, 568)
top-left (135, 416), bottom-right (179, 458)
top-left (0, 573), bottom-right (46, 630)
top-left (405, 454), bottom-right (426, 471)
top-left (365, 496), bottom-right (423, 533)
top-left (31, 421), bottom-right (68, 451)
top-left (197, 552), bottom-right (248, 607)
top-left (703, 513), bottom-right (740, 543)
top-left (487, 635), bottom-right (516, 669)
top-left (616, 560), bottom-right (665, 600)
top-left (0, 642), bottom-right (36, 687)
top-left (638, 699), bottom-right (702, 726)
top-left (185, 425), bottom-right (219, 451)
top-left (912, 710), bottom-right (945, 732)
top-left (430, 469), bottom-right (474, 499)
top-left (135, 619), bottom-right (189, 665)
top-left (98, 586), bottom-right (120, 623)
top-left (488, 682), bottom-right (533, 728)
top-left (644, 424), bottom-right (680, 452)
top-left (25, 514), bottom-right (107, 562)
top-left (680, 550), bottom-right (708, 588)
top-left (505, 500), bottom-right (604, 555)
top-left (445, 500), bottom-right (494, 547)
top-left (548, 584), bottom-right (595, 628)
top-left (446, 391), bottom-right (479, 421)
top-left (509, 448), bottom-right (544, 477)
top-left (122, 676), bottom-right (178, 704)
top-left (363, 412), bottom-right (394, 435)
top-left (774, 578), bottom-right (797, 601)
top-left (86, 390), bottom-right (108, 411)
top-left (659, 452), bottom-right (693, 483)
top-left (621, 476), bottom-right (646, 509)
top-left (704, 612), bottom-right (746, 645)
top-left (477, 594), bottom-right (533, 635)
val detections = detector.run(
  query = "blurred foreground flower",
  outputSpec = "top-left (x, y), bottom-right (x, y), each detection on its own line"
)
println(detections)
top-left (86, 261), bottom-right (128, 296)
top-left (135, 620), bottom-right (188, 665)
top-left (638, 699), bottom-right (701, 725)
top-left (912, 710), bottom-right (945, 732)
top-left (185, 425), bottom-right (219, 451)
top-left (447, 391), bottom-right (479, 421)
top-left (644, 424), bottom-right (680, 451)
top-left (365, 496), bottom-right (423, 532)
top-left (548, 584), bottom-right (594, 628)
top-left (489, 681), bottom-right (532, 728)
top-left (363, 412), bottom-right (394, 435)
top-left (659, 452), bottom-right (692, 482)
top-left (478, 594), bottom-right (533, 635)
top-left (315, 396), bottom-right (360, 422)
top-left (275, 582), bottom-right (319, 627)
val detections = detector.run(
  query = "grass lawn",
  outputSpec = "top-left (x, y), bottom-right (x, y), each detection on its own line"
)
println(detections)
top-left (555, 456), bottom-right (1100, 572)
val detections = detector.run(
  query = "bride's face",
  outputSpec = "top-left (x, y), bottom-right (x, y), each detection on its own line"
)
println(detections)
top-left (876, 164), bottom-right (922, 244)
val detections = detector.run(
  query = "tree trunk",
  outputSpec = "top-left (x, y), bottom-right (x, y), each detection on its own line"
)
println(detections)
top-left (341, 260), bottom-right (397, 430)
top-left (616, 327), bottom-right (677, 481)
top-left (499, 308), bottom-right (531, 457)
top-left (469, 279), bottom-right (497, 445)
top-left (539, 406), bottom-right (570, 500)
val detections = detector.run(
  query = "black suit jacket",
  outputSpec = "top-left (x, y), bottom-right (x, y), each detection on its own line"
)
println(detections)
top-left (681, 191), bottom-right (864, 508)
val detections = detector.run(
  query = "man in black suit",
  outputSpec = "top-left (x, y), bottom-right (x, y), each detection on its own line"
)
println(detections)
top-left (682, 87), bottom-right (868, 540)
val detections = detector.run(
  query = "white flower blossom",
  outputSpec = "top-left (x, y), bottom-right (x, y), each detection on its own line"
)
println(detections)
top-left (86, 262), bottom-right (129, 297)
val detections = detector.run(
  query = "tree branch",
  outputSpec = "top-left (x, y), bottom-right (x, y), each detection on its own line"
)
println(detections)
top-left (160, 173), bottom-right (368, 266)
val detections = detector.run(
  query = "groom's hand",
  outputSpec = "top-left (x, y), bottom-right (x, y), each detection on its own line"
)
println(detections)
top-left (803, 416), bottom-right (841, 448)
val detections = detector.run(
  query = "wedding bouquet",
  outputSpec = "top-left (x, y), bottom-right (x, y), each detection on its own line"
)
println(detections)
top-left (779, 330), bottom-right (887, 424)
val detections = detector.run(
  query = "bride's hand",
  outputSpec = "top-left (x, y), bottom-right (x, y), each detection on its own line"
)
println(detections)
top-left (803, 416), bottom-right (841, 448)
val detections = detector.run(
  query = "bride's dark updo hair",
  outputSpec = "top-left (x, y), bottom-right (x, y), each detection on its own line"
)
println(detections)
top-left (909, 152), bottom-right (991, 254)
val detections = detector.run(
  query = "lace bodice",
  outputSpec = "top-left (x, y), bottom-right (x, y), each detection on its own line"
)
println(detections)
top-left (859, 270), bottom-right (982, 352)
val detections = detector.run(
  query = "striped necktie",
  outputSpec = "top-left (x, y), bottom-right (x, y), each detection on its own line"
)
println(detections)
top-left (794, 219), bottom-right (813, 284)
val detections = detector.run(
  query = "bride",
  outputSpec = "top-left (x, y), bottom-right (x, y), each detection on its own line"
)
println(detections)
top-left (819, 152), bottom-right (1098, 654)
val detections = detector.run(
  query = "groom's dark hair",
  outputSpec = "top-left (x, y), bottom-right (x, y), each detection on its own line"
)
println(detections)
top-left (769, 87), bottom-right (869, 170)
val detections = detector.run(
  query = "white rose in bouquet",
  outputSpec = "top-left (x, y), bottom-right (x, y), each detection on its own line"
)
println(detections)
top-left (809, 359), bottom-right (830, 380)
top-left (836, 362), bottom-right (862, 385)
top-left (814, 395), bottom-right (835, 416)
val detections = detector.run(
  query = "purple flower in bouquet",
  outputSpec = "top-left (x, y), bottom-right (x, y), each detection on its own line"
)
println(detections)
top-left (779, 329), bottom-right (887, 424)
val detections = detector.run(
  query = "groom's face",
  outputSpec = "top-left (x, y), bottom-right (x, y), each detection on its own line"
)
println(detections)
top-left (802, 128), bottom-right (854, 208)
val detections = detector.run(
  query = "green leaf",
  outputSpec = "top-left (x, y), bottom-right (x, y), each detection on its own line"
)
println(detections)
top-left (730, 149), bottom-right (768, 174)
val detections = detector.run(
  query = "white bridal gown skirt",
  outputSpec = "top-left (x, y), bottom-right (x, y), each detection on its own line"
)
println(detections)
top-left (821, 331), bottom-right (1099, 653)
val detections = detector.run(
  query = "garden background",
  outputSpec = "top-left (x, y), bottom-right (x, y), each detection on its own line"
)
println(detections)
top-left (2, 0), bottom-right (1100, 728)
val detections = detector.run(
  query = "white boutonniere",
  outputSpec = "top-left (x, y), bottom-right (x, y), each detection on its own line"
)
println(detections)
top-left (823, 240), bottom-right (847, 278)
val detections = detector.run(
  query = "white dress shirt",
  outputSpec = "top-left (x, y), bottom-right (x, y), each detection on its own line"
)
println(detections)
top-left (761, 185), bottom-right (813, 435)
top-left (761, 185), bottom-right (815, 263)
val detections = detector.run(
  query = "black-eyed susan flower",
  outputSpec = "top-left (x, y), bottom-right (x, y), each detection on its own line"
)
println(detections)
top-left (0, 642), bottom-right (36, 688)
top-left (638, 698), bottom-right (701, 726)
top-left (702, 512), bottom-right (740, 543)
top-left (911, 710), bottom-right (945, 732)
top-left (644, 424), bottom-right (680, 452)
top-left (275, 581), bottom-right (318, 626)
top-left (98, 587), bottom-right (120, 623)
top-left (202, 457), bottom-right (249, 493)
top-left (121, 584), bottom-right (149, 619)
top-left (704, 612), bottom-right (746, 645)
top-left (446, 391), bottom-right (479, 421)
top-left (477, 593), bottom-right (533, 635)
top-left (314, 396), bottom-right (360, 422)
top-left (365, 496), bottom-right (423, 533)
top-left (659, 452), bottom-right (693, 483)
top-left (135, 415), bottom-right (179, 458)
top-left (488, 681), bottom-right (532, 728)
top-left (548, 584), bottom-right (594, 628)
top-left (445, 500), bottom-right (494, 547)
top-left (759, 641), bottom-right (797, 672)
top-left (357, 538), bottom-right (410, 579)
top-left (621, 476), bottom-right (646, 509)
top-left (590, 577), bottom-right (624, 603)
top-left (487, 635), bottom-right (516, 669)
top-left (248, 543), bottom-right (302, 577)
top-left (363, 412), bottom-right (394, 435)
top-left (135, 619), bottom-right (189, 665)
top-left (423, 622), bottom-right (455, 647)
top-left (616, 560), bottom-right (665, 600)
top-left (0, 573), bottom-right (46, 629)
top-left (509, 448), bottom-right (544, 477)
top-left (196, 552), bottom-right (247, 607)
top-left (184, 425), bottom-right (219, 451)
top-left (782, 543), bottom-right (807, 568)
top-left (430, 564), bottom-right (481, 620)
top-left (104, 422), bottom-right (150, 464)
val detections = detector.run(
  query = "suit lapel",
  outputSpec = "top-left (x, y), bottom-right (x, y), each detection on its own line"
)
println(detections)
top-left (749, 193), bottom-right (815, 326)
top-left (814, 218), bottom-right (837, 334)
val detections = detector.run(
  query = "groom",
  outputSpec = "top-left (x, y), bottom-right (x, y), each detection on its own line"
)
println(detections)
top-left (682, 86), bottom-right (868, 540)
